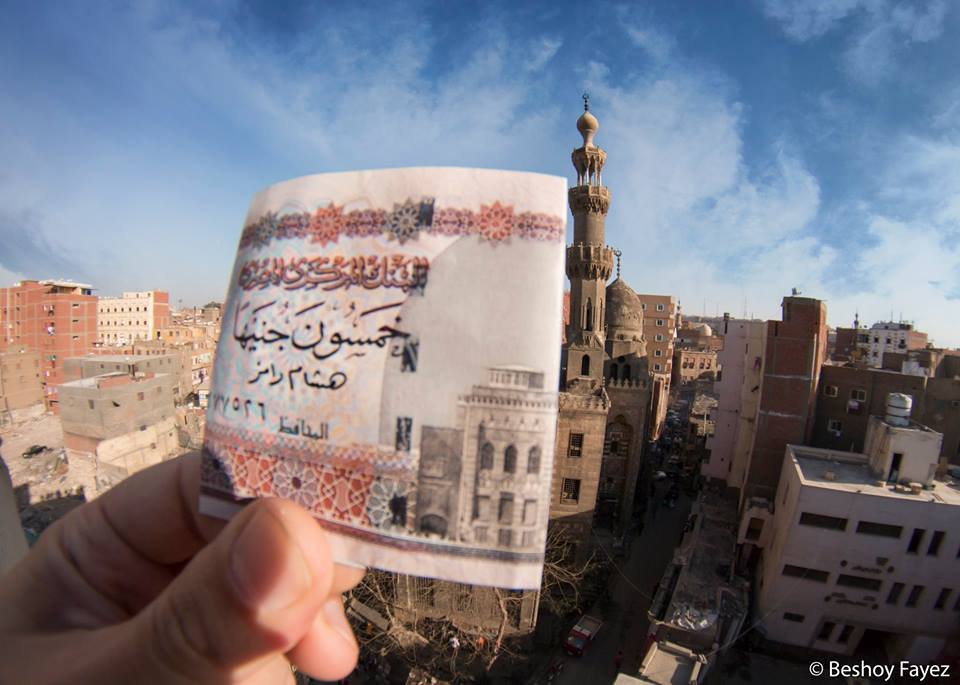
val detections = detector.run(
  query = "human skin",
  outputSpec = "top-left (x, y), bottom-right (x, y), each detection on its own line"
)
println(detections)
top-left (0, 451), bottom-right (364, 684)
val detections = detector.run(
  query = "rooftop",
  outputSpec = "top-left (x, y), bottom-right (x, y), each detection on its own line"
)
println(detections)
top-left (650, 493), bottom-right (747, 644)
top-left (789, 444), bottom-right (960, 505)
top-left (62, 371), bottom-right (169, 390)
top-left (77, 354), bottom-right (178, 363)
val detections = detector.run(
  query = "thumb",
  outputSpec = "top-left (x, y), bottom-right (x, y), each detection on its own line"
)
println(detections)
top-left (121, 499), bottom-right (337, 684)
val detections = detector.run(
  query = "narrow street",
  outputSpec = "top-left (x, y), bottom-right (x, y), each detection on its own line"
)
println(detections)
top-left (538, 485), bottom-right (693, 684)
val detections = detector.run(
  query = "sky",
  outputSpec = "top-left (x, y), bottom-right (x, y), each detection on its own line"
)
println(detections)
top-left (1, 0), bottom-right (958, 346)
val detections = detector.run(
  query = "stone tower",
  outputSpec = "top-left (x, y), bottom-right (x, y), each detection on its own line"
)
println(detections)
top-left (564, 96), bottom-right (615, 387)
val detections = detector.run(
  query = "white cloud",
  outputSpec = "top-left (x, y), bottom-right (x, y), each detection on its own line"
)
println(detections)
top-left (760, 0), bottom-right (867, 41)
top-left (760, 0), bottom-right (950, 86)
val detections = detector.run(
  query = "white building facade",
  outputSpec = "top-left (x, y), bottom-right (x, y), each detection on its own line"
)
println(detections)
top-left (97, 291), bottom-right (169, 345)
top-left (750, 404), bottom-right (957, 664)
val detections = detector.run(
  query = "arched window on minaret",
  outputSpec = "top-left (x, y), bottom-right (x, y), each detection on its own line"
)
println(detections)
top-left (621, 365), bottom-right (630, 381)
top-left (585, 298), bottom-right (594, 331)
top-left (581, 355), bottom-right (590, 376)
top-left (610, 362), bottom-right (619, 380)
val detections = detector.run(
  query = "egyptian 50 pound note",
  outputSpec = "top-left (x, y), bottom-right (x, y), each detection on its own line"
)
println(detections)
top-left (199, 168), bottom-right (566, 589)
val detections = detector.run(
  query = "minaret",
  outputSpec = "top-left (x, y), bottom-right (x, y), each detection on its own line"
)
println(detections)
top-left (564, 95), bottom-right (615, 387)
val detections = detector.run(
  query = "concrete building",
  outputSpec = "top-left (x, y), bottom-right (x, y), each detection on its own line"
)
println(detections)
top-left (812, 364), bottom-right (960, 467)
top-left (0, 346), bottom-right (44, 425)
top-left (59, 371), bottom-right (178, 480)
top-left (862, 321), bottom-right (928, 368)
top-left (741, 296), bottom-right (827, 503)
top-left (672, 348), bottom-right (718, 387)
top-left (63, 353), bottom-right (185, 399)
top-left (0, 279), bottom-right (98, 410)
top-left (746, 401), bottom-right (957, 664)
top-left (97, 290), bottom-right (170, 345)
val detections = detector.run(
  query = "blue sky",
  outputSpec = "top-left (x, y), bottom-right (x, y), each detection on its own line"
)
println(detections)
top-left (1, 0), bottom-right (958, 345)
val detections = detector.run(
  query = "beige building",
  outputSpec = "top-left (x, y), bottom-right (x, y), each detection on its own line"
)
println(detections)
top-left (0, 346), bottom-right (44, 424)
top-left (702, 318), bottom-right (766, 485)
top-left (745, 398), bottom-right (957, 664)
top-left (59, 371), bottom-right (178, 481)
top-left (98, 290), bottom-right (170, 344)
top-left (672, 348), bottom-right (718, 387)
top-left (636, 294), bottom-right (676, 377)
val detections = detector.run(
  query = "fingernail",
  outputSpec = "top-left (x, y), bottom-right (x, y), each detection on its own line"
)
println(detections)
top-left (322, 597), bottom-right (356, 646)
top-left (230, 508), bottom-right (312, 612)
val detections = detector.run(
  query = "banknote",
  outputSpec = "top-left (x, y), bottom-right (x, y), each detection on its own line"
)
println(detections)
top-left (199, 168), bottom-right (566, 589)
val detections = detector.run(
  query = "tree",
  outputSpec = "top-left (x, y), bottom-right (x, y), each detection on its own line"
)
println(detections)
top-left (344, 525), bottom-right (597, 681)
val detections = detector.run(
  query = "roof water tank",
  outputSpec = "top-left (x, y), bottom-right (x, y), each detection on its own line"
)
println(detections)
top-left (886, 393), bottom-right (912, 427)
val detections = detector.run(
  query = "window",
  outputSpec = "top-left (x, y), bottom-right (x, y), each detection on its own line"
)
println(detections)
top-left (856, 521), bottom-right (903, 538)
top-left (934, 588), bottom-right (952, 610)
top-left (906, 585), bottom-right (924, 608)
top-left (836, 625), bottom-right (854, 644)
top-left (799, 512), bottom-right (847, 531)
top-left (783, 612), bottom-right (805, 623)
top-left (654, 363), bottom-right (662, 371)
top-left (907, 528), bottom-right (926, 554)
top-left (782, 564), bottom-right (829, 583)
top-left (503, 445), bottom-right (517, 474)
top-left (480, 442), bottom-right (494, 470)
top-left (927, 530), bottom-right (945, 556)
top-left (656, 303), bottom-right (665, 311)
top-left (568, 433), bottom-right (583, 458)
top-left (522, 531), bottom-right (535, 547)
top-left (87, 400), bottom-right (94, 410)
top-left (561, 478), bottom-right (581, 504)
top-left (523, 499), bottom-right (537, 526)
top-left (498, 529), bottom-right (512, 547)
top-left (580, 354), bottom-right (590, 376)
top-left (824, 385), bottom-right (838, 397)
top-left (850, 389), bottom-right (866, 401)
top-left (474, 495), bottom-right (491, 521)
top-left (745, 517), bottom-right (764, 541)
top-left (817, 621), bottom-right (836, 641)
top-left (887, 582), bottom-right (905, 605)
top-left (498, 494), bottom-right (514, 523)
top-left (137, 392), bottom-right (145, 401)
top-left (828, 419), bottom-right (842, 435)
top-left (837, 574), bottom-right (882, 592)
top-left (474, 527), bottom-right (488, 543)
top-left (655, 334), bottom-right (664, 342)
top-left (656, 319), bottom-right (664, 326)
top-left (527, 446), bottom-right (541, 474)
top-left (655, 349), bottom-right (662, 357)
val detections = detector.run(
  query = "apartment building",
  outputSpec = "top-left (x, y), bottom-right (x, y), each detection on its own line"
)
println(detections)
top-left (747, 402), bottom-right (956, 664)
top-left (0, 346), bottom-right (44, 424)
top-left (0, 279), bottom-right (98, 409)
top-left (97, 290), bottom-right (170, 345)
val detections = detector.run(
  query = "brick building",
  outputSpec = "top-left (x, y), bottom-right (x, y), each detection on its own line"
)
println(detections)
top-left (0, 346), bottom-right (44, 424)
top-left (741, 296), bottom-right (828, 503)
top-left (811, 364), bottom-right (960, 467)
top-left (0, 279), bottom-right (98, 410)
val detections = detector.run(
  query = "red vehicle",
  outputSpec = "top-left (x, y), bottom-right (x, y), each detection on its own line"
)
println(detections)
top-left (562, 615), bottom-right (602, 656)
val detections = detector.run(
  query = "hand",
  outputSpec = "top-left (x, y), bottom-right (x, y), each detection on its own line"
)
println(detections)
top-left (0, 451), bottom-right (364, 684)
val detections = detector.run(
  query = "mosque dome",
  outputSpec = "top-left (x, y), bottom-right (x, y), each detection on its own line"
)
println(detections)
top-left (691, 323), bottom-right (713, 337)
top-left (605, 278), bottom-right (643, 336)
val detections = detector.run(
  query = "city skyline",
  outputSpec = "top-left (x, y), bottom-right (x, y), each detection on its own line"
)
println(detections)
top-left (2, 0), bottom-right (959, 347)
